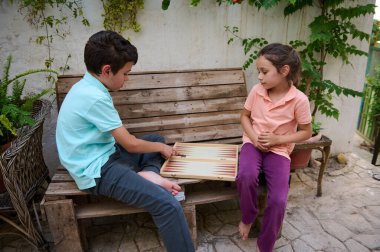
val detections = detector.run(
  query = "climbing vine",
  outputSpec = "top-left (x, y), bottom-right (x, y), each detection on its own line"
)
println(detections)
top-left (101, 0), bottom-right (144, 34)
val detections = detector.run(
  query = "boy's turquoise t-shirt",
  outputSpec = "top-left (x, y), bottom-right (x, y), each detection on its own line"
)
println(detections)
top-left (56, 72), bottom-right (122, 190)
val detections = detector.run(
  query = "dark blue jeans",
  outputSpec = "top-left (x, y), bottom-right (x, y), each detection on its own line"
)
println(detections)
top-left (85, 134), bottom-right (195, 252)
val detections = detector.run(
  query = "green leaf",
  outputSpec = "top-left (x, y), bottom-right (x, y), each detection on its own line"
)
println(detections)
top-left (162, 0), bottom-right (170, 10)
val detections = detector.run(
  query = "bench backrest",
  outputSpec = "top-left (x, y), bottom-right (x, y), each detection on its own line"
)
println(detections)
top-left (56, 68), bottom-right (247, 145)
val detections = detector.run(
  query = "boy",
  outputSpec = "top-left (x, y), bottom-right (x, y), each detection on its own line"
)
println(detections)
top-left (56, 30), bottom-right (195, 252)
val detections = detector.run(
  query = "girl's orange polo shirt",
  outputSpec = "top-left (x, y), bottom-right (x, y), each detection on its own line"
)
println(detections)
top-left (242, 83), bottom-right (312, 159)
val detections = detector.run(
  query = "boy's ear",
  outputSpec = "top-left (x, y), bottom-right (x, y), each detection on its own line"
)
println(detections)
top-left (280, 65), bottom-right (290, 76)
top-left (100, 65), bottom-right (112, 76)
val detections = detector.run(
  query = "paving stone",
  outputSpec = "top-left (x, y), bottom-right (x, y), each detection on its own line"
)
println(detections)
top-left (299, 233), bottom-right (346, 251)
top-left (320, 220), bottom-right (352, 242)
top-left (216, 209), bottom-right (241, 225)
top-left (196, 242), bottom-right (215, 252)
top-left (281, 221), bottom-right (301, 240)
top-left (88, 229), bottom-right (126, 252)
top-left (336, 213), bottom-right (373, 233)
top-left (344, 238), bottom-right (370, 252)
top-left (231, 234), bottom-right (257, 251)
top-left (134, 228), bottom-right (160, 251)
top-left (352, 234), bottom-right (380, 249)
top-left (215, 224), bottom-right (238, 236)
top-left (292, 238), bottom-right (315, 252)
top-left (213, 238), bottom-right (241, 252)
top-left (285, 208), bottom-right (324, 234)
top-left (204, 214), bottom-right (223, 234)
top-left (274, 243), bottom-right (293, 252)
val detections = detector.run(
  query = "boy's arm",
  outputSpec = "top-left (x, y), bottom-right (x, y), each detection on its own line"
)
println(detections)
top-left (111, 126), bottom-right (175, 158)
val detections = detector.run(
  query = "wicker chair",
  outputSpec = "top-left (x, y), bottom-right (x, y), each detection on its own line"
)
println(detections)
top-left (0, 99), bottom-right (52, 251)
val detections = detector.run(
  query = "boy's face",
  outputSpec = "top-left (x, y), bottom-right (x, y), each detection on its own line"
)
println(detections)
top-left (103, 62), bottom-right (133, 91)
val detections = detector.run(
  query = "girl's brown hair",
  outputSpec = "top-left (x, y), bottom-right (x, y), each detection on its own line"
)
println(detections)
top-left (258, 43), bottom-right (301, 86)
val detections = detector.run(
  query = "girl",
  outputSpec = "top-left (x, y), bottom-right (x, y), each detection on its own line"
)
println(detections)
top-left (236, 43), bottom-right (312, 252)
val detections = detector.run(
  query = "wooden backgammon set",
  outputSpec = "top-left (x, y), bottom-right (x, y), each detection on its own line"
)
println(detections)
top-left (160, 142), bottom-right (239, 181)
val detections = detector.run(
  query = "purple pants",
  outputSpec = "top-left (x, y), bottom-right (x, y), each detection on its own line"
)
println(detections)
top-left (236, 143), bottom-right (290, 252)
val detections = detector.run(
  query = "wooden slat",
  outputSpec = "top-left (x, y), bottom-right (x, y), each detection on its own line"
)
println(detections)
top-left (76, 201), bottom-right (145, 219)
top-left (134, 124), bottom-right (243, 144)
top-left (56, 69), bottom-right (245, 93)
top-left (58, 84), bottom-right (247, 106)
top-left (126, 110), bottom-right (241, 133)
top-left (52, 173), bottom-right (74, 182)
top-left (184, 187), bottom-right (238, 205)
top-left (117, 97), bottom-right (245, 119)
top-left (45, 182), bottom-right (87, 196)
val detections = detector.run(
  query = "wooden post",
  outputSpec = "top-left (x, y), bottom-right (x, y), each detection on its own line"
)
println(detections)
top-left (43, 199), bottom-right (83, 252)
top-left (182, 204), bottom-right (197, 248)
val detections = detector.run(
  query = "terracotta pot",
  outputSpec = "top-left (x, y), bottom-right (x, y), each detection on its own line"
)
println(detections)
top-left (0, 142), bottom-right (11, 193)
top-left (290, 133), bottom-right (322, 169)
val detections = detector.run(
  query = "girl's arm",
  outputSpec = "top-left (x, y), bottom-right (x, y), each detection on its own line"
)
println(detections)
top-left (258, 123), bottom-right (312, 148)
top-left (241, 108), bottom-right (268, 152)
top-left (111, 126), bottom-right (176, 159)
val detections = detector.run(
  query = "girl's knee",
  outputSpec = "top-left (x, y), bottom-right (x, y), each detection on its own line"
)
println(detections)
top-left (267, 195), bottom-right (288, 209)
top-left (237, 172), bottom-right (258, 186)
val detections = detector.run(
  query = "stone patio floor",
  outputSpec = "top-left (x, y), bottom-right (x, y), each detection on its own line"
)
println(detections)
top-left (1, 137), bottom-right (380, 251)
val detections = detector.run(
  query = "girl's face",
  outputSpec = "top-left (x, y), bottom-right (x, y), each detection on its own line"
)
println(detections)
top-left (256, 55), bottom-right (288, 90)
top-left (104, 62), bottom-right (133, 91)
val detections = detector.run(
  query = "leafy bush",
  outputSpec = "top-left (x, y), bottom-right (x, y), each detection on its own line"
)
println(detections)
top-left (0, 55), bottom-right (57, 145)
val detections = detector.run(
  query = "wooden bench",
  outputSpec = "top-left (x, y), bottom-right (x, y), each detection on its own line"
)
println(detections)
top-left (43, 68), bottom-right (247, 251)
top-left (42, 68), bottom-right (332, 251)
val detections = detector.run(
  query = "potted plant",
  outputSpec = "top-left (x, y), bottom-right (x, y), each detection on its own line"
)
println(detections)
top-left (0, 54), bottom-right (56, 192)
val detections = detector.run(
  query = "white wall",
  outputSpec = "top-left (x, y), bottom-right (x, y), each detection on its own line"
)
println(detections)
top-left (0, 0), bottom-right (375, 170)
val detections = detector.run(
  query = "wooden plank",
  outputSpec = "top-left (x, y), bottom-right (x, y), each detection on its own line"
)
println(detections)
top-left (58, 84), bottom-right (247, 106)
top-left (76, 201), bottom-right (145, 219)
top-left (184, 187), bottom-right (238, 205)
top-left (56, 69), bottom-right (245, 93)
top-left (45, 182), bottom-right (87, 196)
top-left (52, 173), bottom-right (74, 182)
top-left (126, 110), bottom-right (241, 133)
top-left (43, 199), bottom-right (83, 252)
top-left (134, 123), bottom-right (243, 144)
top-left (117, 97), bottom-right (245, 119)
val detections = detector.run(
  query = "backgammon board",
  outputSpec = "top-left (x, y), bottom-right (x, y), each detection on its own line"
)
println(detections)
top-left (160, 142), bottom-right (238, 181)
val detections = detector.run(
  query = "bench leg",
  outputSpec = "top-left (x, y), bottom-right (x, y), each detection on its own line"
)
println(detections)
top-left (183, 204), bottom-right (197, 248)
top-left (43, 199), bottom-right (83, 252)
top-left (317, 145), bottom-right (331, 197)
top-left (372, 133), bottom-right (380, 165)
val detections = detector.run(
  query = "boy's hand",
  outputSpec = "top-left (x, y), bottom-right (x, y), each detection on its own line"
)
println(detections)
top-left (160, 144), bottom-right (176, 159)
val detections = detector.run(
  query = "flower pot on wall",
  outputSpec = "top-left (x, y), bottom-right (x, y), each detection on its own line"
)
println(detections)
top-left (290, 133), bottom-right (322, 169)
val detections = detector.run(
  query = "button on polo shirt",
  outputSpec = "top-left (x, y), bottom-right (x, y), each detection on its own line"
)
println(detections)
top-left (242, 84), bottom-right (312, 159)
top-left (56, 72), bottom-right (122, 190)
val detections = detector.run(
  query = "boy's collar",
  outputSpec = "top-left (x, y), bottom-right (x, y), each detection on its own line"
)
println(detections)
top-left (84, 72), bottom-right (109, 92)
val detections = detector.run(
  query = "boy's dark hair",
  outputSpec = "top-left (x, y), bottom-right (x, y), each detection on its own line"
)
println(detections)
top-left (258, 43), bottom-right (301, 86)
top-left (84, 30), bottom-right (138, 75)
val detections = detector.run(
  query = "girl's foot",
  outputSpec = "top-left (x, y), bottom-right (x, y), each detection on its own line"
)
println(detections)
top-left (238, 221), bottom-right (252, 240)
top-left (256, 242), bottom-right (260, 252)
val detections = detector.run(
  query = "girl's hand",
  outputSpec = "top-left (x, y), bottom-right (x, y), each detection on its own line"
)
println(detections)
top-left (258, 132), bottom-right (279, 149)
top-left (251, 135), bottom-right (269, 152)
